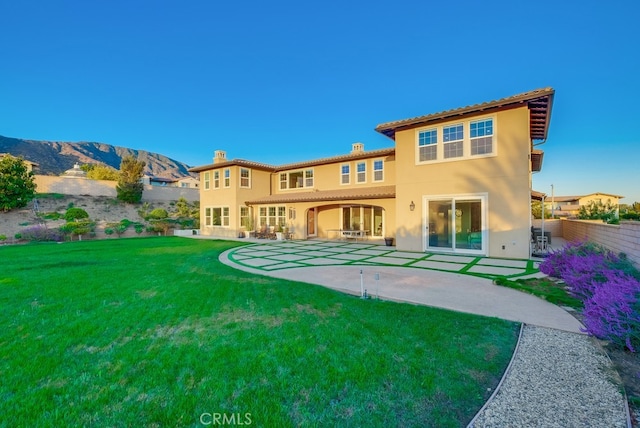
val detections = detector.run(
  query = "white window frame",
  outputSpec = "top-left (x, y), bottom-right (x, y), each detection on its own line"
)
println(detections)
top-left (203, 172), bottom-right (211, 190)
top-left (416, 115), bottom-right (497, 165)
top-left (224, 168), bottom-right (230, 188)
top-left (279, 169), bottom-right (314, 190)
top-left (214, 171), bottom-right (220, 189)
top-left (239, 206), bottom-right (252, 228)
top-left (373, 159), bottom-right (384, 182)
top-left (240, 168), bottom-right (251, 188)
top-left (205, 206), bottom-right (230, 227)
top-left (340, 163), bottom-right (350, 185)
top-left (258, 205), bottom-right (286, 227)
top-left (356, 162), bottom-right (366, 183)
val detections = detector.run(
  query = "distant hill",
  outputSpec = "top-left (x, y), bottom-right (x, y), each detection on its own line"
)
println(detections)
top-left (0, 135), bottom-right (194, 179)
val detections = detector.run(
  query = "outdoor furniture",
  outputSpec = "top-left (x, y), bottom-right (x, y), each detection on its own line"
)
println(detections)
top-left (341, 230), bottom-right (368, 241)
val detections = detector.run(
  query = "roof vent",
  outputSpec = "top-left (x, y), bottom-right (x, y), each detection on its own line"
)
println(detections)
top-left (351, 142), bottom-right (364, 154)
top-left (213, 150), bottom-right (227, 164)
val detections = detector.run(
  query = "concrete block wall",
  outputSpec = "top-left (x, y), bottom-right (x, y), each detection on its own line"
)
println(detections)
top-left (34, 175), bottom-right (199, 202)
top-left (562, 219), bottom-right (640, 267)
top-left (532, 218), bottom-right (563, 237)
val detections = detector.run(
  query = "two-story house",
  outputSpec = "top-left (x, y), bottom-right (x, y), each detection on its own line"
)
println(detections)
top-left (189, 88), bottom-right (554, 259)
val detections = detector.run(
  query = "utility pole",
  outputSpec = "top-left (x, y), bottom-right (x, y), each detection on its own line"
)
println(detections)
top-left (551, 184), bottom-right (555, 219)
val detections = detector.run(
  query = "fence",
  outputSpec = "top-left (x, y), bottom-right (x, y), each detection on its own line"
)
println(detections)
top-left (561, 219), bottom-right (639, 267)
top-left (34, 175), bottom-right (199, 202)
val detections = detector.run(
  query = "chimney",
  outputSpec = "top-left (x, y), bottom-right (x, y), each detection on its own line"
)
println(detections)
top-left (213, 150), bottom-right (227, 164)
top-left (351, 142), bottom-right (364, 154)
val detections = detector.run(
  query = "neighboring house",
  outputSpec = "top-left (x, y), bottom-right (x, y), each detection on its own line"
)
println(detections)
top-left (189, 88), bottom-right (554, 259)
top-left (0, 153), bottom-right (39, 173)
top-left (143, 175), bottom-right (200, 188)
top-left (545, 193), bottom-right (624, 217)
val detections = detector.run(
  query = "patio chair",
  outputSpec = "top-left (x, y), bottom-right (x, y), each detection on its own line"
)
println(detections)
top-left (255, 225), bottom-right (269, 239)
top-left (535, 235), bottom-right (550, 253)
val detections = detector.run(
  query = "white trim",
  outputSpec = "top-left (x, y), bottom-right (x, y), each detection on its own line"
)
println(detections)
top-left (422, 193), bottom-right (488, 255)
top-left (279, 168), bottom-right (315, 190)
top-left (356, 161), bottom-right (366, 184)
top-left (340, 163), bottom-right (351, 185)
top-left (239, 167), bottom-right (251, 189)
top-left (223, 168), bottom-right (231, 188)
top-left (415, 114), bottom-right (497, 166)
top-left (372, 158), bottom-right (384, 182)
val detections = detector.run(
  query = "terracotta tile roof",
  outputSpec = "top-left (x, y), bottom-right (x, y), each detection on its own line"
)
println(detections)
top-left (189, 159), bottom-right (276, 173)
top-left (189, 148), bottom-right (395, 173)
top-left (273, 148), bottom-right (395, 172)
top-left (245, 185), bottom-right (396, 205)
top-left (375, 87), bottom-right (555, 141)
top-left (531, 190), bottom-right (546, 201)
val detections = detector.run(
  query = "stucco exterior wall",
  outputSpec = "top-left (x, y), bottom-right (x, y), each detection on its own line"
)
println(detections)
top-left (562, 219), bottom-right (640, 267)
top-left (198, 166), bottom-right (272, 236)
top-left (393, 107), bottom-right (532, 258)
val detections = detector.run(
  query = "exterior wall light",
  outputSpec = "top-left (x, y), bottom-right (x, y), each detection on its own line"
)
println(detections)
top-left (409, 201), bottom-right (415, 211)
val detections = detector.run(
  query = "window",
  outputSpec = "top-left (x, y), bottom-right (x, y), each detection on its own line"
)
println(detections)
top-left (203, 172), bottom-right (210, 190)
top-left (356, 162), bottom-right (366, 183)
top-left (240, 206), bottom-right (252, 228)
top-left (240, 168), bottom-right (250, 188)
top-left (205, 207), bottom-right (229, 227)
top-left (224, 168), bottom-right (230, 188)
top-left (443, 124), bottom-right (464, 159)
top-left (258, 205), bottom-right (286, 227)
top-left (470, 118), bottom-right (493, 155)
top-left (418, 129), bottom-right (438, 161)
top-left (341, 164), bottom-right (350, 185)
top-left (214, 171), bottom-right (220, 189)
top-left (279, 169), bottom-right (314, 190)
top-left (373, 160), bottom-right (383, 182)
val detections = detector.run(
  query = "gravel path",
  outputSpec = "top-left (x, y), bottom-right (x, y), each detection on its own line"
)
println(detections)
top-left (470, 325), bottom-right (629, 427)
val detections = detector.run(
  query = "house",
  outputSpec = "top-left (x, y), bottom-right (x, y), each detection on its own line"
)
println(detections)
top-left (544, 192), bottom-right (624, 217)
top-left (0, 153), bottom-right (39, 173)
top-left (142, 175), bottom-right (200, 188)
top-left (189, 88), bottom-right (554, 259)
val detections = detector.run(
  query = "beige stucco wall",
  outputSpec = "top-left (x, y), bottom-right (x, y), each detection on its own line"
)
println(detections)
top-left (198, 166), bottom-right (272, 237)
top-left (269, 153), bottom-right (396, 194)
top-left (392, 107), bottom-right (532, 258)
top-left (34, 175), bottom-right (199, 202)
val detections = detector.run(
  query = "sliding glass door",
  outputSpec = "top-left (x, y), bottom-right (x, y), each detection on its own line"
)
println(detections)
top-left (425, 195), bottom-right (485, 254)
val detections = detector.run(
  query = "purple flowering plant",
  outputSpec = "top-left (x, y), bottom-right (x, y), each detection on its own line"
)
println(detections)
top-left (540, 241), bottom-right (640, 352)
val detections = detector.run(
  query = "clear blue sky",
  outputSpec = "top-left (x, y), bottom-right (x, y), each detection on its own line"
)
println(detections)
top-left (2, 0), bottom-right (638, 203)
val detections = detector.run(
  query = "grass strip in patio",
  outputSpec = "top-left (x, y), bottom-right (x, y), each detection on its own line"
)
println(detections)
top-left (1, 237), bottom-right (518, 427)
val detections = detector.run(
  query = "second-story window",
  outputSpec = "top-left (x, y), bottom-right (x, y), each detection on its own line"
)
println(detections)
top-left (418, 129), bottom-right (438, 161)
top-left (279, 169), bottom-right (314, 190)
top-left (224, 168), bottom-right (230, 187)
top-left (470, 118), bottom-right (493, 155)
top-left (373, 160), bottom-right (383, 182)
top-left (240, 168), bottom-right (250, 188)
top-left (204, 172), bottom-right (210, 190)
top-left (341, 164), bottom-right (350, 185)
top-left (214, 171), bottom-right (220, 189)
top-left (443, 124), bottom-right (464, 159)
top-left (356, 162), bottom-right (366, 183)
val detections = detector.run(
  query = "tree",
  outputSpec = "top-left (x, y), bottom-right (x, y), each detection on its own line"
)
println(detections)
top-left (577, 199), bottom-right (618, 223)
top-left (116, 156), bottom-right (145, 203)
top-left (0, 155), bottom-right (37, 212)
top-left (86, 164), bottom-right (119, 181)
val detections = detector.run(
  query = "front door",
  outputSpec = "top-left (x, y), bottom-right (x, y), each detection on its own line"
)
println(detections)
top-left (306, 208), bottom-right (317, 237)
top-left (425, 195), bottom-right (486, 254)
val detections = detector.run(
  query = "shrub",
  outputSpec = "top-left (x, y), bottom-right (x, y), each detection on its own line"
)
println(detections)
top-left (64, 207), bottom-right (89, 222)
top-left (541, 242), bottom-right (640, 352)
top-left (104, 228), bottom-right (114, 236)
top-left (0, 234), bottom-right (6, 242)
top-left (20, 225), bottom-right (64, 242)
top-left (582, 271), bottom-right (640, 352)
top-left (148, 208), bottom-right (168, 220)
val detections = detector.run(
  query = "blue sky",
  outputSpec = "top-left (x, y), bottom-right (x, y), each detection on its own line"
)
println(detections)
top-left (1, 0), bottom-right (639, 203)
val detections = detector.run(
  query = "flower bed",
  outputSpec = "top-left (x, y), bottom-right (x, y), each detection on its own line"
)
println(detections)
top-left (540, 241), bottom-right (640, 352)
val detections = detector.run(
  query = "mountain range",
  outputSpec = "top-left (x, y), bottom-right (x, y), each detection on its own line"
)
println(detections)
top-left (0, 135), bottom-right (193, 179)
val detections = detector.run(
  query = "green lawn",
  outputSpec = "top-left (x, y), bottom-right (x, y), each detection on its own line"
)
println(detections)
top-left (0, 237), bottom-right (518, 427)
